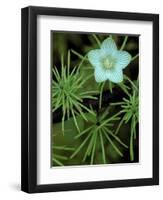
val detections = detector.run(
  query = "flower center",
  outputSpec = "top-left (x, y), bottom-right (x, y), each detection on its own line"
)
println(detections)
top-left (103, 56), bottom-right (115, 69)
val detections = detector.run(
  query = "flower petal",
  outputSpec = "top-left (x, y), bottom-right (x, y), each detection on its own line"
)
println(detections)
top-left (106, 68), bottom-right (123, 83)
top-left (94, 68), bottom-right (108, 83)
top-left (101, 38), bottom-right (117, 56)
top-left (88, 49), bottom-right (102, 67)
top-left (115, 51), bottom-right (132, 69)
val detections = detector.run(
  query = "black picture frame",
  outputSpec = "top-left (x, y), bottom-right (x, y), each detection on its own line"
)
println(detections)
top-left (21, 6), bottom-right (159, 193)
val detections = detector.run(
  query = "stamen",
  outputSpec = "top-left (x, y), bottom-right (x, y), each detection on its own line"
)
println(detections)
top-left (103, 56), bottom-right (115, 69)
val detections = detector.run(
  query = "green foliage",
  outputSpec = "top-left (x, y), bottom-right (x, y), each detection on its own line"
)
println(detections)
top-left (70, 109), bottom-right (128, 164)
top-left (52, 51), bottom-right (98, 133)
top-left (52, 145), bottom-right (74, 166)
top-left (111, 75), bottom-right (139, 161)
top-left (52, 33), bottom-right (139, 166)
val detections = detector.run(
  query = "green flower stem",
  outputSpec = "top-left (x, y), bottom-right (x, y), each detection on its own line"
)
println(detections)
top-left (61, 97), bottom-right (66, 134)
top-left (97, 112), bottom-right (121, 130)
top-left (124, 75), bottom-right (138, 91)
top-left (74, 109), bottom-right (87, 122)
top-left (130, 131), bottom-right (134, 161)
top-left (77, 102), bottom-right (96, 116)
top-left (99, 130), bottom-right (106, 164)
top-left (61, 54), bottom-right (65, 78)
top-left (87, 132), bottom-right (96, 156)
top-left (70, 107), bottom-right (80, 133)
top-left (118, 82), bottom-right (130, 96)
top-left (52, 144), bottom-right (75, 166)
top-left (61, 110), bottom-right (65, 134)
top-left (82, 131), bottom-right (96, 162)
top-left (71, 49), bottom-right (88, 60)
top-left (120, 36), bottom-right (128, 50)
top-left (130, 117), bottom-right (135, 161)
top-left (54, 154), bottom-right (67, 160)
top-left (103, 131), bottom-right (123, 157)
top-left (115, 118), bottom-right (124, 135)
top-left (110, 102), bottom-right (124, 106)
top-left (70, 132), bottom-right (92, 159)
top-left (91, 132), bottom-right (97, 164)
top-left (134, 125), bottom-right (137, 139)
top-left (78, 54), bottom-right (88, 70)
top-left (102, 126), bottom-right (128, 149)
top-left (52, 158), bottom-right (63, 166)
top-left (52, 146), bottom-right (74, 151)
top-left (132, 115), bottom-right (137, 139)
top-left (106, 129), bottom-right (128, 149)
top-left (80, 90), bottom-right (99, 95)
top-left (67, 50), bottom-right (70, 75)
top-left (75, 126), bottom-right (93, 139)
top-left (92, 34), bottom-right (101, 47)
top-left (100, 107), bottom-right (110, 121)
top-left (131, 53), bottom-right (139, 61)
top-left (99, 82), bottom-right (105, 109)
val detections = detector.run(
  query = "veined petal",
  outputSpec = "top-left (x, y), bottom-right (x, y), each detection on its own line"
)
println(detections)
top-left (88, 49), bottom-right (102, 67)
top-left (115, 51), bottom-right (132, 69)
top-left (94, 68), bottom-right (108, 83)
top-left (101, 38), bottom-right (117, 56)
top-left (106, 68), bottom-right (123, 83)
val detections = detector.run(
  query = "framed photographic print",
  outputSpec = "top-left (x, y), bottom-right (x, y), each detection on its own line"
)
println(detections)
top-left (21, 6), bottom-right (159, 193)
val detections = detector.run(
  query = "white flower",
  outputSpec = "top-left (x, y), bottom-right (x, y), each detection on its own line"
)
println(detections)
top-left (88, 37), bottom-right (132, 83)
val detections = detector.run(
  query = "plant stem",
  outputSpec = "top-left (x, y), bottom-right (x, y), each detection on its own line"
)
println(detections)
top-left (130, 117), bottom-right (135, 161)
top-left (71, 49), bottom-right (87, 60)
top-left (52, 158), bottom-right (63, 166)
top-left (120, 36), bottom-right (128, 50)
top-left (118, 82), bottom-right (130, 96)
top-left (103, 132), bottom-right (123, 157)
top-left (91, 132), bottom-right (97, 164)
top-left (99, 82), bottom-right (105, 109)
top-left (92, 34), bottom-right (101, 47)
top-left (70, 133), bottom-right (92, 159)
top-left (99, 130), bottom-right (106, 164)
top-left (131, 53), bottom-right (139, 62)
top-left (115, 118), bottom-right (124, 135)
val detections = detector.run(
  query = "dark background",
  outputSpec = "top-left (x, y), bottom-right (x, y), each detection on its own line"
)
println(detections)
top-left (51, 31), bottom-right (139, 166)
